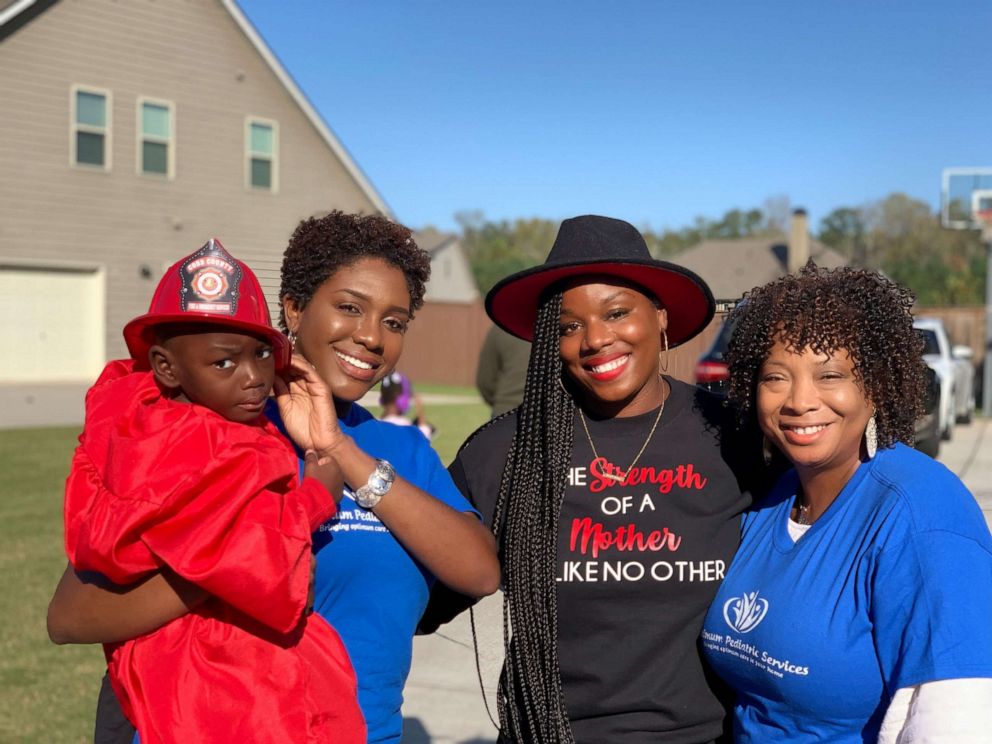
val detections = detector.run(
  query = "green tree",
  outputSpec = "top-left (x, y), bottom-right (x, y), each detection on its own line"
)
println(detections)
top-left (868, 194), bottom-right (985, 305)
top-left (818, 207), bottom-right (868, 265)
top-left (456, 212), bottom-right (558, 294)
top-left (456, 195), bottom-right (986, 306)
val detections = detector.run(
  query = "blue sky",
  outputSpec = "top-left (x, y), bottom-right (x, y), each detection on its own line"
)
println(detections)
top-left (238, 0), bottom-right (990, 233)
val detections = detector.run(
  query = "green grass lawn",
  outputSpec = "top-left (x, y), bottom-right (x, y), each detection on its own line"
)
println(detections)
top-left (0, 394), bottom-right (490, 742)
top-left (0, 426), bottom-right (102, 743)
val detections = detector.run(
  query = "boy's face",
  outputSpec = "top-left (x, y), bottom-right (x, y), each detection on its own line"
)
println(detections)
top-left (150, 326), bottom-right (276, 423)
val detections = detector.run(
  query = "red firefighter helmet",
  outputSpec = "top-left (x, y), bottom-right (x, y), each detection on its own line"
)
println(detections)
top-left (123, 239), bottom-right (290, 370)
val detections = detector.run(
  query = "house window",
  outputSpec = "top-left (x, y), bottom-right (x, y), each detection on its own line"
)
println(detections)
top-left (138, 98), bottom-right (174, 177)
top-left (246, 118), bottom-right (277, 190)
top-left (71, 86), bottom-right (111, 169)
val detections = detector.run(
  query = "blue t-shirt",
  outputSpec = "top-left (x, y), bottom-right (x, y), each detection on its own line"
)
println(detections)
top-left (701, 444), bottom-right (992, 743)
top-left (269, 401), bottom-right (478, 743)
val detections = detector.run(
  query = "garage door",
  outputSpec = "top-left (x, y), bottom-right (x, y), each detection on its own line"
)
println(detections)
top-left (0, 265), bottom-right (105, 383)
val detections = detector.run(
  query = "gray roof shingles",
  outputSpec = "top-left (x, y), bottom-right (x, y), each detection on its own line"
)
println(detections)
top-left (675, 234), bottom-right (847, 302)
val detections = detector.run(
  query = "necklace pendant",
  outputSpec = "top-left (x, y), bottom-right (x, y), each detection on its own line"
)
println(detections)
top-left (603, 471), bottom-right (626, 483)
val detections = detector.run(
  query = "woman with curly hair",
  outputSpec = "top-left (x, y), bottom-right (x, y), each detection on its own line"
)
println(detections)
top-left (700, 263), bottom-right (992, 742)
top-left (47, 211), bottom-right (500, 744)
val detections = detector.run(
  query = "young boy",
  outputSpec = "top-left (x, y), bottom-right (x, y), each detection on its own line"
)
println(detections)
top-left (63, 239), bottom-right (365, 744)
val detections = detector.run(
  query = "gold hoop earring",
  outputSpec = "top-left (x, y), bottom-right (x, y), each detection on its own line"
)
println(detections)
top-left (659, 330), bottom-right (670, 374)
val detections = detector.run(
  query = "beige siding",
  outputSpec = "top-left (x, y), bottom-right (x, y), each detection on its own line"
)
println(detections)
top-left (424, 240), bottom-right (480, 304)
top-left (0, 0), bottom-right (381, 367)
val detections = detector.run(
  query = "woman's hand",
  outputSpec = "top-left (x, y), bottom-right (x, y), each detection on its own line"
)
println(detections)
top-left (273, 355), bottom-right (344, 454)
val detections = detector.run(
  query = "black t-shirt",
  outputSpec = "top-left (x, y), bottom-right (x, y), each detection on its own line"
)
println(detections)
top-left (448, 379), bottom-right (759, 744)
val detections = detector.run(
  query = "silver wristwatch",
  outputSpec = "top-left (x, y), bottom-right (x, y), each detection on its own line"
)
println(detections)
top-left (353, 458), bottom-right (395, 509)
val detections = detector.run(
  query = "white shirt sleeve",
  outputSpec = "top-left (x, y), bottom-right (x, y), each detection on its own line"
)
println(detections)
top-left (877, 678), bottom-right (992, 743)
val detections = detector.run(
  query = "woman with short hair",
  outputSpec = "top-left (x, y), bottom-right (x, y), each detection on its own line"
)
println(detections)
top-left (47, 211), bottom-right (500, 744)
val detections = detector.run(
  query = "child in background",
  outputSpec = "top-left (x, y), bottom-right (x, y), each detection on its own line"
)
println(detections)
top-left (378, 371), bottom-right (435, 440)
top-left (63, 239), bottom-right (364, 744)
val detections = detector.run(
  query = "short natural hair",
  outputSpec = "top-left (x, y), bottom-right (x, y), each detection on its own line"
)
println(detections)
top-left (278, 211), bottom-right (431, 330)
top-left (726, 262), bottom-right (926, 449)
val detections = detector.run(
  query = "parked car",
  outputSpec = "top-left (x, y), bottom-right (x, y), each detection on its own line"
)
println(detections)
top-left (914, 365), bottom-right (942, 458)
top-left (696, 317), bottom-right (942, 457)
top-left (693, 315), bottom-right (734, 396)
top-left (950, 345), bottom-right (977, 423)
top-left (914, 317), bottom-right (976, 439)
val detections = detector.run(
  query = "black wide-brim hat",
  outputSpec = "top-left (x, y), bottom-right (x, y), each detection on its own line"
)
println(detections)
top-left (485, 215), bottom-right (715, 346)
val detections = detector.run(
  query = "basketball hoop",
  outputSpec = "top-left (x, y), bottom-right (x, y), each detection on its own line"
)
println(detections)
top-left (971, 189), bottom-right (992, 239)
top-left (943, 168), bottom-right (992, 416)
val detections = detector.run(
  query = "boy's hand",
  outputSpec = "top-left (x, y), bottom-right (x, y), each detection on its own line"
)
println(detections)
top-left (303, 449), bottom-right (345, 504)
top-left (273, 355), bottom-right (344, 453)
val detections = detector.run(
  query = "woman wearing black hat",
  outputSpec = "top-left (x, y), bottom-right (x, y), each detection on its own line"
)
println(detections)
top-left (443, 215), bottom-right (761, 743)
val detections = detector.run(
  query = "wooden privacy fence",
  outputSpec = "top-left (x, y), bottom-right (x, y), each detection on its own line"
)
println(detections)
top-left (916, 306), bottom-right (986, 367)
top-left (399, 299), bottom-right (723, 388)
top-left (398, 301), bottom-right (491, 387)
top-left (401, 303), bottom-right (984, 389)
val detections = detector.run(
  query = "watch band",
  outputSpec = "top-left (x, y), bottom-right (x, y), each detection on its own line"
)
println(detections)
top-left (353, 458), bottom-right (395, 509)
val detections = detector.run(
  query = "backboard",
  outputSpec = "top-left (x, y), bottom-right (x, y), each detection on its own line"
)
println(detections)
top-left (941, 167), bottom-right (992, 229)
top-left (943, 167), bottom-right (992, 417)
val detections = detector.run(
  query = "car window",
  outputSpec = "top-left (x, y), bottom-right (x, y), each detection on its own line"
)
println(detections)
top-left (711, 317), bottom-right (737, 354)
top-left (918, 329), bottom-right (940, 356)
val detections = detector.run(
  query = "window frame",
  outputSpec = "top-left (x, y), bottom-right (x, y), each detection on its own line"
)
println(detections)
top-left (245, 116), bottom-right (279, 192)
top-left (135, 96), bottom-right (176, 179)
top-left (70, 84), bottom-right (112, 171)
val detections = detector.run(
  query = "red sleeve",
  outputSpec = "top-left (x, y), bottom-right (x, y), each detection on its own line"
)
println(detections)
top-left (66, 400), bottom-right (335, 634)
top-left (64, 444), bottom-right (164, 584)
top-left (140, 450), bottom-right (335, 633)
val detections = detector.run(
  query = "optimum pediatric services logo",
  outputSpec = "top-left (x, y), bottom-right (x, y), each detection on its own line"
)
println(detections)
top-left (723, 591), bottom-right (768, 633)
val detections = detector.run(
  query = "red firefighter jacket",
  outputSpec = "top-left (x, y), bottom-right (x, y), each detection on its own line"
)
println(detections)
top-left (64, 360), bottom-right (365, 743)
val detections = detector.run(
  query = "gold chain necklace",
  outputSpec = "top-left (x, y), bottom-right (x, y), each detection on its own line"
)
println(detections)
top-left (578, 398), bottom-right (666, 483)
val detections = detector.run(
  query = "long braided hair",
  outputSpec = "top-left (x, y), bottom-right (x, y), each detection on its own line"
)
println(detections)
top-left (492, 291), bottom-right (576, 743)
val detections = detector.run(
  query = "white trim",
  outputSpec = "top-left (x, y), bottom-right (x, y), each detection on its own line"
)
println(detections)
top-left (70, 84), bottom-right (112, 171)
top-left (0, 256), bottom-right (105, 273)
top-left (245, 116), bottom-right (279, 192)
top-left (136, 96), bottom-right (176, 179)
top-left (0, 0), bottom-right (37, 26)
top-left (220, 0), bottom-right (392, 216)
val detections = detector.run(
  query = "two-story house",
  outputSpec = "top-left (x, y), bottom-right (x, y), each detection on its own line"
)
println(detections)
top-left (0, 0), bottom-right (391, 427)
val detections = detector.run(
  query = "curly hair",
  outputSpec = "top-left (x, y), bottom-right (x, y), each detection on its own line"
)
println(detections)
top-left (726, 261), bottom-right (925, 450)
top-left (278, 211), bottom-right (431, 330)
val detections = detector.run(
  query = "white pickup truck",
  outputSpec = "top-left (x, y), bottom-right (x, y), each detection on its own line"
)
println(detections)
top-left (914, 317), bottom-right (976, 440)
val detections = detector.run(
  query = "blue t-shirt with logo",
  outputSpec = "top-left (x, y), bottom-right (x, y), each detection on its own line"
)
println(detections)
top-left (701, 443), bottom-right (992, 743)
top-left (269, 401), bottom-right (478, 743)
